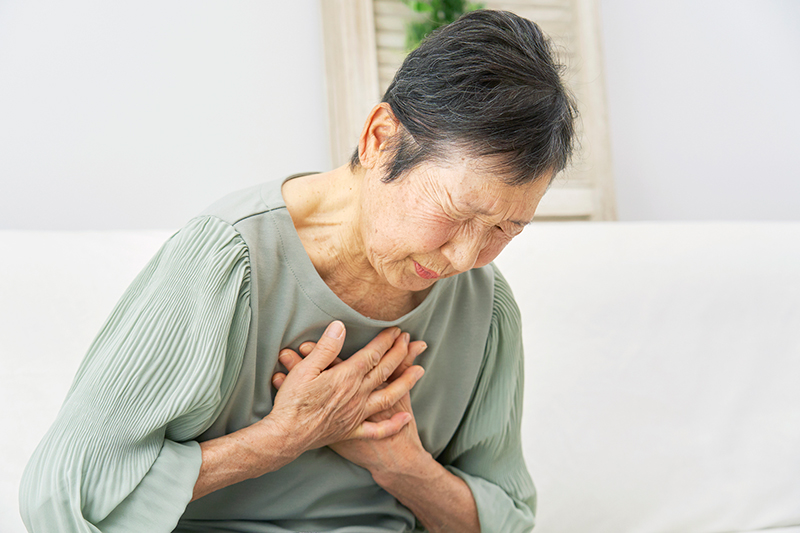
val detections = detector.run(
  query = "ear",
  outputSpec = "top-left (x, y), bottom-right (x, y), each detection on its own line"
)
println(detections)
top-left (357, 103), bottom-right (400, 170)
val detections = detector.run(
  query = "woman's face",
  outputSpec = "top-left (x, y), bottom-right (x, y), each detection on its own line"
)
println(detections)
top-left (357, 156), bottom-right (549, 293)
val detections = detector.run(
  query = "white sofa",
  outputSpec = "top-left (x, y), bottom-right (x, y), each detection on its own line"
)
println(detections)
top-left (2, 222), bottom-right (799, 533)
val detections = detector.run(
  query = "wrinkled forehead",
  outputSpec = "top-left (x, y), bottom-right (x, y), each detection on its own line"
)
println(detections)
top-left (469, 180), bottom-right (545, 217)
top-left (432, 160), bottom-right (548, 223)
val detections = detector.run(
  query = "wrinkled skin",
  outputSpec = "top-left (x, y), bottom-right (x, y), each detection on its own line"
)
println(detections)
top-left (267, 322), bottom-right (426, 455)
top-left (273, 332), bottom-right (429, 476)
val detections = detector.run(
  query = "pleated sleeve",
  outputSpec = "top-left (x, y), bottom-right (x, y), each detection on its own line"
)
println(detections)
top-left (19, 216), bottom-right (251, 532)
top-left (436, 266), bottom-right (537, 533)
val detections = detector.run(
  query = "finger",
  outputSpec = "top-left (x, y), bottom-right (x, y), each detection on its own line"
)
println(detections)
top-left (341, 327), bottom-right (401, 377)
top-left (365, 365), bottom-right (425, 416)
top-left (272, 372), bottom-right (286, 389)
top-left (363, 331), bottom-right (411, 390)
top-left (298, 342), bottom-right (315, 356)
top-left (278, 349), bottom-right (304, 372)
top-left (388, 340), bottom-right (427, 382)
top-left (299, 342), bottom-right (344, 368)
top-left (304, 320), bottom-right (346, 372)
top-left (350, 412), bottom-right (412, 440)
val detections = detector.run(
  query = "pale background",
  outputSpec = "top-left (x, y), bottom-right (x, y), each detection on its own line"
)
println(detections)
top-left (0, 0), bottom-right (798, 230)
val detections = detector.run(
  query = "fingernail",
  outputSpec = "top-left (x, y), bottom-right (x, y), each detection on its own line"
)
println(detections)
top-left (402, 332), bottom-right (410, 344)
top-left (278, 351), bottom-right (291, 365)
top-left (325, 320), bottom-right (345, 339)
top-left (416, 367), bottom-right (425, 380)
top-left (416, 342), bottom-right (428, 355)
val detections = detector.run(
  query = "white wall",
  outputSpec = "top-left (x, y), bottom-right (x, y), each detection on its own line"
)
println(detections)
top-left (2, 1), bottom-right (797, 229)
top-left (599, 0), bottom-right (800, 220)
top-left (0, 0), bottom-right (331, 230)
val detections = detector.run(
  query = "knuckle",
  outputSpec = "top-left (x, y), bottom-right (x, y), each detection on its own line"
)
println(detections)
top-left (364, 348), bottom-right (381, 368)
top-left (353, 358), bottom-right (370, 376)
top-left (375, 391), bottom-right (394, 411)
top-left (379, 364), bottom-right (394, 383)
top-left (315, 338), bottom-right (341, 356)
top-left (378, 332), bottom-right (396, 351)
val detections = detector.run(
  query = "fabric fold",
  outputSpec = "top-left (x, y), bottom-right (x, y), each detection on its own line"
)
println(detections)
top-left (436, 265), bottom-right (536, 533)
top-left (20, 216), bottom-right (252, 532)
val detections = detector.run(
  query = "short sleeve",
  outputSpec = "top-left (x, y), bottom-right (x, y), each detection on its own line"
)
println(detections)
top-left (19, 216), bottom-right (252, 532)
top-left (437, 266), bottom-right (536, 533)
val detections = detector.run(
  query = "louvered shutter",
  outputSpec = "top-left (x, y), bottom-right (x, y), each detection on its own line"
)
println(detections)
top-left (322, 0), bottom-right (616, 220)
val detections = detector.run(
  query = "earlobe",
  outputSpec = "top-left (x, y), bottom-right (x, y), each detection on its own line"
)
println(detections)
top-left (358, 103), bottom-right (400, 169)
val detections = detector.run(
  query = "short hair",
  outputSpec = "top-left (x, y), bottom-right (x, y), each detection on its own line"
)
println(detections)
top-left (349, 9), bottom-right (579, 186)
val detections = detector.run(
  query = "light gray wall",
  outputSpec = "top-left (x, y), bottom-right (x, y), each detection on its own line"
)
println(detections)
top-left (3, 1), bottom-right (798, 229)
top-left (599, 0), bottom-right (800, 220)
top-left (0, 0), bottom-right (331, 230)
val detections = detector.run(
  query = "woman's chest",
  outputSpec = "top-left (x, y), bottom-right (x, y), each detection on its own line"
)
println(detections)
top-left (198, 267), bottom-right (494, 459)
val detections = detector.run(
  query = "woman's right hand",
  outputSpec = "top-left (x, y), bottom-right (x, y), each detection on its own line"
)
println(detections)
top-left (192, 320), bottom-right (422, 502)
top-left (264, 320), bottom-right (424, 458)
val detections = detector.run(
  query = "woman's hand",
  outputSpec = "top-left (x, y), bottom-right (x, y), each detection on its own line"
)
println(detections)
top-left (274, 336), bottom-right (481, 533)
top-left (264, 321), bottom-right (425, 459)
top-left (192, 321), bottom-right (425, 502)
top-left (273, 335), bottom-right (430, 480)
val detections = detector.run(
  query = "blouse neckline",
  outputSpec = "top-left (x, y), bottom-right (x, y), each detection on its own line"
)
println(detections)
top-left (259, 174), bottom-right (451, 327)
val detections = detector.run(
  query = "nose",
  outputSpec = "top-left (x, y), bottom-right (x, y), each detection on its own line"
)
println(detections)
top-left (441, 232), bottom-right (484, 273)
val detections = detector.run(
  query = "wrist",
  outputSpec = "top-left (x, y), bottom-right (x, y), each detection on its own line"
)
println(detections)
top-left (371, 449), bottom-right (438, 491)
top-left (250, 414), bottom-right (303, 473)
top-left (192, 417), bottom-right (303, 502)
top-left (370, 454), bottom-right (480, 533)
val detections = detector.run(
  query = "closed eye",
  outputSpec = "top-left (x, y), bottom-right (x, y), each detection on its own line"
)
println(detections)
top-left (496, 224), bottom-right (525, 238)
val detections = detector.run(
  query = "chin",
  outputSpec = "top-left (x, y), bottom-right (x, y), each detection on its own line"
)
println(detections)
top-left (390, 277), bottom-right (433, 293)
top-left (376, 259), bottom-right (442, 293)
top-left (386, 270), bottom-right (438, 293)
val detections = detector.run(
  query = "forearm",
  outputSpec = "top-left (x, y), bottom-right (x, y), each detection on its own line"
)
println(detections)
top-left (191, 417), bottom-right (298, 502)
top-left (373, 454), bottom-right (480, 533)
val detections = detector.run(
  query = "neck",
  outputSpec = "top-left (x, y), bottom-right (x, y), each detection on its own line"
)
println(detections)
top-left (282, 165), bottom-right (428, 320)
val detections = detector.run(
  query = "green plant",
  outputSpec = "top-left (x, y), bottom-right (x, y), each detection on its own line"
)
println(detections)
top-left (403, 0), bottom-right (485, 50)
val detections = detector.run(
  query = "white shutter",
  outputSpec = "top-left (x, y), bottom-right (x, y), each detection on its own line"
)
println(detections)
top-left (321, 0), bottom-right (616, 220)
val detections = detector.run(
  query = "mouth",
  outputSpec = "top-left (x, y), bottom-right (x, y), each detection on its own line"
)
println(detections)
top-left (414, 261), bottom-right (440, 280)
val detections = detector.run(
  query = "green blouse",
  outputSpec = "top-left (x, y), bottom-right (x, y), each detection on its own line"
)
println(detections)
top-left (20, 177), bottom-right (536, 532)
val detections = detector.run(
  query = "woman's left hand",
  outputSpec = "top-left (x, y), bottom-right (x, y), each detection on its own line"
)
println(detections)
top-left (273, 337), bottom-right (431, 480)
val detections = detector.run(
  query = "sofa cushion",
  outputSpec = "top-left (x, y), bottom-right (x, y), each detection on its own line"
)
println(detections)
top-left (496, 222), bottom-right (800, 533)
top-left (3, 223), bottom-right (799, 532)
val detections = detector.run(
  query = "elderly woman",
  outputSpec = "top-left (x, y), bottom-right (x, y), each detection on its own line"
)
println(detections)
top-left (20, 9), bottom-right (576, 533)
